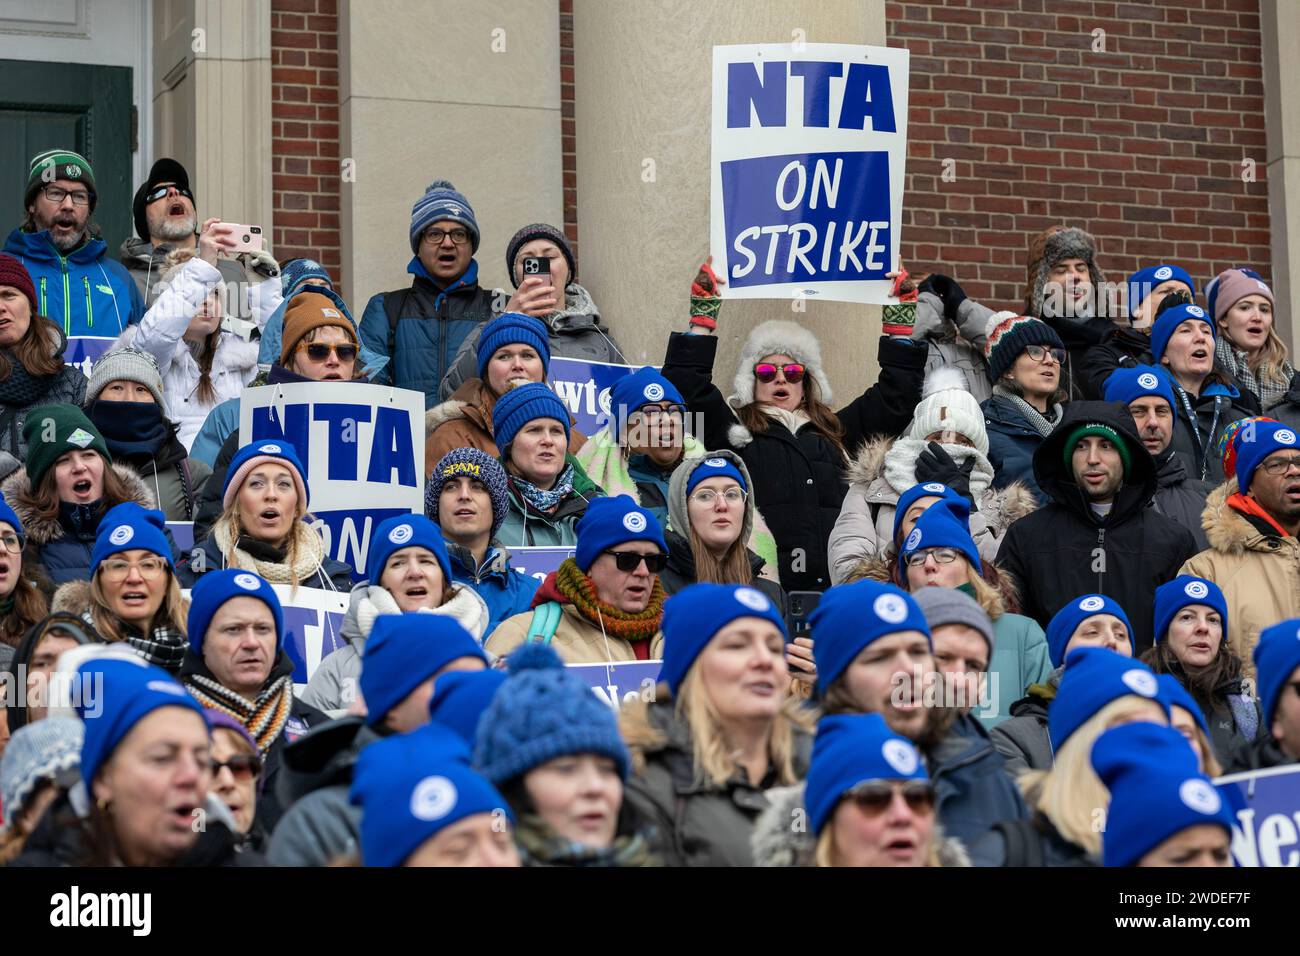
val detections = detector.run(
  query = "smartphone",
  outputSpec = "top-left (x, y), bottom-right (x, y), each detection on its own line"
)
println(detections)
top-left (521, 255), bottom-right (552, 287)
top-left (786, 590), bottom-right (823, 640)
top-left (222, 223), bottom-right (264, 254)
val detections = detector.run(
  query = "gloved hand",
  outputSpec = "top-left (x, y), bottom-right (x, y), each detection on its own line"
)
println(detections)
top-left (245, 248), bottom-right (281, 279)
top-left (918, 273), bottom-right (968, 322)
top-left (914, 441), bottom-right (977, 507)
top-left (883, 268), bottom-right (919, 337)
top-left (1153, 289), bottom-right (1192, 319)
top-left (689, 256), bottom-right (724, 331)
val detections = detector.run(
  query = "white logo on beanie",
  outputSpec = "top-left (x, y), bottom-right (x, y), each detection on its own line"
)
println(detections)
top-left (1154, 266), bottom-right (1173, 281)
top-left (108, 525), bottom-right (133, 546)
top-left (1184, 580), bottom-right (1209, 600)
top-left (321, 308), bottom-right (341, 319)
top-left (1137, 373), bottom-right (1159, 390)
top-left (1121, 669), bottom-right (1158, 698)
top-left (922, 482), bottom-right (946, 493)
top-left (904, 528), bottom-right (922, 553)
top-left (1078, 596), bottom-right (1105, 613)
top-left (389, 523), bottom-right (414, 545)
top-left (623, 512), bottom-right (647, 533)
top-left (65, 164), bottom-right (81, 178)
top-left (66, 428), bottom-right (95, 449)
top-left (259, 443), bottom-right (282, 454)
top-left (882, 739), bottom-right (919, 776)
top-left (1186, 305), bottom-right (1206, 318)
top-left (410, 776), bottom-right (457, 821)
top-left (1257, 280), bottom-right (1269, 293)
top-left (146, 680), bottom-right (185, 697)
top-left (1179, 778), bottom-right (1221, 816)
top-left (704, 458), bottom-right (727, 468)
top-left (1276, 429), bottom-right (1297, 446)
top-left (874, 593), bottom-right (909, 624)
top-left (643, 383), bottom-right (664, 402)
top-left (233, 573), bottom-right (261, 591)
top-left (599, 389), bottom-right (612, 416)
top-left (734, 587), bottom-right (771, 613)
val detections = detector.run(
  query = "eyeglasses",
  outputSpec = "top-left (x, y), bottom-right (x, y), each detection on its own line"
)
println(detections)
top-left (1025, 345), bottom-right (1067, 365)
top-left (210, 753), bottom-right (263, 781)
top-left (99, 556), bottom-right (169, 581)
top-left (0, 531), bottom-right (23, 554)
top-left (689, 488), bottom-right (747, 506)
top-left (753, 363), bottom-right (805, 384)
top-left (603, 550), bottom-right (668, 573)
top-left (1262, 455), bottom-right (1300, 477)
top-left (40, 184), bottom-right (90, 206)
top-left (844, 780), bottom-right (936, 817)
top-left (630, 404), bottom-right (686, 423)
top-left (422, 227), bottom-right (471, 246)
top-left (296, 341), bottom-right (358, 363)
top-left (902, 547), bottom-right (962, 567)
top-left (144, 184), bottom-right (194, 205)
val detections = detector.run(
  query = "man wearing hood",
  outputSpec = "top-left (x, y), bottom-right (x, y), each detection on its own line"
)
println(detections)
top-left (995, 400), bottom-right (1199, 650)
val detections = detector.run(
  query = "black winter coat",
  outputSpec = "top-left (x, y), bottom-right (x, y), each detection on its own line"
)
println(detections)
top-left (1150, 451), bottom-right (1214, 552)
top-left (995, 401), bottom-right (1199, 652)
top-left (659, 528), bottom-right (787, 617)
top-left (1265, 372), bottom-right (1300, 427)
top-left (661, 332), bottom-right (927, 591)
top-left (1078, 324), bottom-right (1151, 400)
top-left (1039, 314), bottom-right (1114, 400)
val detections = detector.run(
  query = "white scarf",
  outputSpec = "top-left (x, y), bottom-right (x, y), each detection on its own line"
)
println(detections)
top-left (883, 437), bottom-right (995, 502)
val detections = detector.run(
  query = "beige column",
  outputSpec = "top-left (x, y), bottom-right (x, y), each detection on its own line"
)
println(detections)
top-left (1261, 0), bottom-right (1300, 350)
top-left (572, 0), bottom-right (887, 392)
top-left (339, 0), bottom-right (564, 306)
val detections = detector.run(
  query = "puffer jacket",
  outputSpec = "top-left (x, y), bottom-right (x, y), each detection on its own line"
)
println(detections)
top-left (661, 331), bottom-right (928, 592)
top-left (989, 669), bottom-right (1059, 778)
top-left (621, 699), bottom-right (812, 867)
top-left (438, 282), bottom-right (625, 400)
top-left (358, 258), bottom-right (496, 406)
top-left (2, 462), bottom-right (159, 586)
top-left (910, 290), bottom-right (996, 404)
top-left (0, 325), bottom-right (88, 460)
top-left (926, 711), bottom-right (1031, 849)
top-left (827, 435), bottom-right (1038, 584)
top-left (1181, 477), bottom-right (1300, 679)
top-left (995, 401), bottom-right (1199, 650)
top-left (119, 236), bottom-right (279, 322)
top-left (751, 782), bottom-right (971, 867)
top-left (3, 228), bottom-right (144, 338)
top-left (177, 531), bottom-right (354, 592)
top-left (981, 394), bottom-right (1058, 506)
top-left (486, 588), bottom-right (664, 664)
top-left (300, 580), bottom-right (490, 715)
top-left (495, 457), bottom-right (603, 548)
top-left (447, 541), bottom-right (540, 639)
top-left (115, 256), bottom-right (263, 449)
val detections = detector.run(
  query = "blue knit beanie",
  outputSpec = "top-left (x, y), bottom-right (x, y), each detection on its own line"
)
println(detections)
top-left (897, 500), bottom-right (981, 574)
top-left (1150, 302), bottom-right (1214, 364)
top-left (409, 179), bottom-right (479, 254)
top-left (360, 614), bottom-right (488, 727)
top-left (473, 644), bottom-right (630, 784)
top-left (891, 481), bottom-right (971, 543)
top-left (805, 713), bottom-right (929, 835)
top-left (810, 581), bottom-right (931, 694)
top-left (350, 722), bottom-right (511, 867)
top-left (1127, 265), bottom-right (1194, 321)
top-left (1230, 418), bottom-right (1300, 494)
top-left (187, 569), bottom-right (284, 654)
top-left (366, 514), bottom-right (452, 588)
top-left (659, 583), bottom-right (788, 696)
top-left (1092, 721), bottom-right (1232, 868)
top-left (281, 258), bottom-right (332, 297)
top-left (475, 313), bottom-right (551, 380)
top-left (491, 382), bottom-right (571, 452)
top-left (1152, 576), bottom-right (1227, 647)
top-left (222, 439), bottom-right (311, 512)
top-left (90, 502), bottom-right (173, 575)
top-left (75, 656), bottom-right (207, 788)
top-left (609, 366), bottom-right (685, 438)
top-left (1155, 674), bottom-right (1211, 739)
top-left (1253, 617), bottom-right (1300, 726)
top-left (1045, 594), bottom-right (1134, 668)
top-left (426, 447), bottom-right (510, 540)
top-left (1049, 648), bottom-right (1164, 752)
top-left (0, 497), bottom-right (21, 539)
top-left (574, 494), bottom-right (666, 573)
top-left (1102, 365), bottom-right (1177, 423)
top-left (427, 669), bottom-right (507, 747)
top-left (683, 456), bottom-right (747, 498)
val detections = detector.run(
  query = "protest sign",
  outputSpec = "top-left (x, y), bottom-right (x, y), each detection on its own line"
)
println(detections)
top-left (1216, 763), bottom-right (1300, 867)
top-left (167, 521), bottom-right (194, 555)
top-left (238, 382), bottom-right (424, 581)
top-left (548, 356), bottom-right (643, 436)
top-left (567, 661), bottom-right (663, 710)
top-left (64, 336), bottom-right (118, 379)
top-left (511, 547), bottom-right (572, 582)
top-left (710, 43), bottom-right (910, 305)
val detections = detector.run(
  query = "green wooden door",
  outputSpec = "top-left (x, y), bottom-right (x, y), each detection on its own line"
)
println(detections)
top-left (0, 59), bottom-right (134, 253)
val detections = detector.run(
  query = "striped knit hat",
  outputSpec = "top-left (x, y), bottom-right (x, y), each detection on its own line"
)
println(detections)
top-left (984, 312), bottom-right (1065, 384)
top-left (426, 447), bottom-right (510, 540)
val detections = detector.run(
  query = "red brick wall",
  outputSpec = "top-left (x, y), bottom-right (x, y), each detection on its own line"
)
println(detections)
top-left (270, 0), bottom-right (342, 293)
top-left (886, 0), bottom-right (1270, 313)
top-left (560, 0), bottom-right (578, 264)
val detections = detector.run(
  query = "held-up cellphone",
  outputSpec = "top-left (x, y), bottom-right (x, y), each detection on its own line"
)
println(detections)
top-left (521, 255), bottom-right (552, 287)
top-left (222, 223), bottom-right (264, 254)
top-left (786, 590), bottom-right (823, 641)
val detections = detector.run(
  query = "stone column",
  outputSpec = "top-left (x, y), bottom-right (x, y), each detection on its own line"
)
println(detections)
top-left (1261, 0), bottom-right (1300, 349)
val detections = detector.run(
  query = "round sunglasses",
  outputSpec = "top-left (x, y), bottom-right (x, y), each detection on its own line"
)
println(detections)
top-left (753, 362), bottom-right (806, 384)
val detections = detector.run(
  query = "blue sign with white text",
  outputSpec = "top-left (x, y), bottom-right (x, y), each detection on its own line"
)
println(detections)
top-left (1216, 764), bottom-right (1300, 866)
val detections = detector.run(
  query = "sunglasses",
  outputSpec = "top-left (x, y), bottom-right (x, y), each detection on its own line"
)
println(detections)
top-left (144, 184), bottom-right (194, 205)
top-left (210, 753), bottom-right (262, 781)
top-left (603, 550), bottom-right (667, 573)
top-left (754, 363), bottom-right (805, 384)
top-left (296, 342), bottom-right (358, 363)
top-left (844, 779), bottom-right (936, 816)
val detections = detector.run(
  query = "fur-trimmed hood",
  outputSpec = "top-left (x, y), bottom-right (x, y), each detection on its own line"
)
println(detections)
top-left (729, 320), bottom-right (829, 408)
top-left (1200, 476), bottom-right (1277, 555)
top-left (2, 462), bottom-right (157, 546)
top-left (425, 378), bottom-right (493, 437)
top-left (751, 783), bottom-right (972, 867)
top-left (50, 578), bottom-right (93, 618)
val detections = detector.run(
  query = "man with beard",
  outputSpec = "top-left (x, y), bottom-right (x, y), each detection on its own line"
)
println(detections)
top-left (3, 149), bottom-right (143, 338)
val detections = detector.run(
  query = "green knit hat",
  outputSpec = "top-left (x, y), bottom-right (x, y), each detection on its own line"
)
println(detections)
top-left (23, 405), bottom-right (110, 487)
top-left (1062, 422), bottom-right (1131, 478)
top-left (25, 149), bottom-right (97, 212)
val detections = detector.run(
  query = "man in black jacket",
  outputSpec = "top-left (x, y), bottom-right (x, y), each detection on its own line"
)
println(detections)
top-left (996, 400), bottom-right (1199, 652)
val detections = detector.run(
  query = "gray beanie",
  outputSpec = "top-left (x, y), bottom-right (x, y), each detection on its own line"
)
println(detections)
top-left (912, 586), bottom-right (995, 655)
top-left (85, 347), bottom-right (165, 406)
top-left (0, 715), bottom-right (83, 829)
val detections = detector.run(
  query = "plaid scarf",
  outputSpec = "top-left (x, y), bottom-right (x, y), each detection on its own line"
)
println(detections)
top-left (513, 463), bottom-right (576, 514)
top-left (513, 814), bottom-right (660, 867)
top-left (553, 558), bottom-right (664, 644)
top-left (113, 622), bottom-right (187, 674)
top-left (182, 654), bottom-right (296, 753)
top-left (1214, 336), bottom-right (1293, 410)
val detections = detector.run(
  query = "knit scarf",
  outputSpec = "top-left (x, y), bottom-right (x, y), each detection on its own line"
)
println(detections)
top-left (992, 385), bottom-right (1062, 439)
top-left (0, 353), bottom-right (57, 407)
top-left (513, 813), bottom-right (660, 868)
top-left (213, 520), bottom-right (327, 586)
top-left (89, 400), bottom-right (170, 457)
top-left (550, 558), bottom-right (664, 644)
top-left (514, 463), bottom-right (576, 515)
top-left (1215, 336), bottom-right (1294, 410)
top-left (184, 662), bottom-right (295, 754)
top-left (119, 623), bottom-right (188, 673)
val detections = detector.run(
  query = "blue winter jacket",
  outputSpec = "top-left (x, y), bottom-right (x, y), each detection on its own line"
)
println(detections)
top-left (358, 258), bottom-right (496, 408)
top-left (929, 711), bottom-right (1031, 851)
top-left (3, 228), bottom-right (144, 338)
top-left (447, 541), bottom-right (540, 639)
top-left (982, 395), bottom-right (1051, 506)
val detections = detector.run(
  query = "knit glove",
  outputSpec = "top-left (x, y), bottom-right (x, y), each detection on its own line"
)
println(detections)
top-left (689, 256), bottom-right (724, 330)
top-left (914, 441), bottom-right (977, 507)
top-left (245, 248), bottom-right (281, 279)
top-left (918, 273), bottom-right (968, 323)
top-left (882, 269), bottom-right (919, 337)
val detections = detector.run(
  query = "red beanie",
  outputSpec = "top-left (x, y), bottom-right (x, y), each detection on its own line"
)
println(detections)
top-left (0, 254), bottom-right (38, 317)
